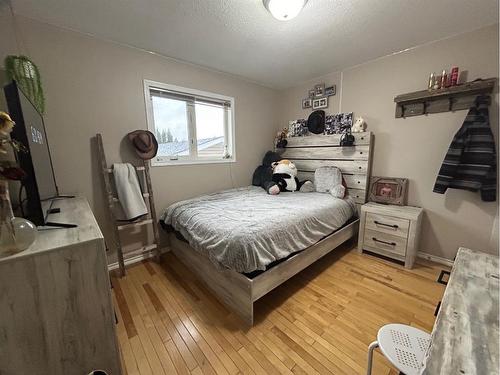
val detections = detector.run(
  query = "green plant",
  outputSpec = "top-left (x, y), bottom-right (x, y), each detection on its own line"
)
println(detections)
top-left (4, 55), bottom-right (45, 114)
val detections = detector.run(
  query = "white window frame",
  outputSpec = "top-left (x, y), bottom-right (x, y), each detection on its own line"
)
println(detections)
top-left (143, 79), bottom-right (236, 166)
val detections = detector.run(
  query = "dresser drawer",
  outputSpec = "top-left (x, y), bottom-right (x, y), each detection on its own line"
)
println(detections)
top-left (363, 229), bottom-right (407, 256)
top-left (365, 212), bottom-right (410, 238)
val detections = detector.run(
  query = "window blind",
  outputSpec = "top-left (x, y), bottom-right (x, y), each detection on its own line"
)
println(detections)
top-left (150, 88), bottom-right (231, 109)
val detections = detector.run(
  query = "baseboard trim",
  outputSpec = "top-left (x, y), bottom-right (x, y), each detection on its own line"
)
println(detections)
top-left (107, 247), bottom-right (170, 271)
top-left (417, 252), bottom-right (454, 267)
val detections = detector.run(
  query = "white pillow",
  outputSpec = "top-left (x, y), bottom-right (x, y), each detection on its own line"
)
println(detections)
top-left (314, 166), bottom-right (345, 198)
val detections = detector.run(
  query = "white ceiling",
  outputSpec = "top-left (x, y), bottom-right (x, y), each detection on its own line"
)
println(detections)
top-left (11, 0), bottom-right (499, 89)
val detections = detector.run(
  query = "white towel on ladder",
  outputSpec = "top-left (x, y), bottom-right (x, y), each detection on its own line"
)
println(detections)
top-left (112, 163), bottom-right (148, 220)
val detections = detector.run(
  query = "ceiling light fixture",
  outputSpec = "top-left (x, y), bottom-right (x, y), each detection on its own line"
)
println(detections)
top-left (263, 0), bottom-right (308, 21)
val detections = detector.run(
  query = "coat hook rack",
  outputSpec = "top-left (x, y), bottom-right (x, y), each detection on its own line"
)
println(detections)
top-left (394, 78), bottom-right (496, 118)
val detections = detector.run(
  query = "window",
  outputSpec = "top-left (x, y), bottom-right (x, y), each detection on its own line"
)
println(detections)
top-left (143, 80), bottom-right (235, 166)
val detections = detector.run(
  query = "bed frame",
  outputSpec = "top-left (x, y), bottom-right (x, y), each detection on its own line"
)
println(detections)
top-left (168, 131), bottom-right (373, 325)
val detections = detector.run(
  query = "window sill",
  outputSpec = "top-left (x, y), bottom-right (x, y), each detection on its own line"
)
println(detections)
top-left (151, 157), bottom-right (236, 167)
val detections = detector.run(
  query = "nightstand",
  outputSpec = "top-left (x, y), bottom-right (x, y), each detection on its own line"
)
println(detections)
top-left (358, 202), bottom-right (423, 269)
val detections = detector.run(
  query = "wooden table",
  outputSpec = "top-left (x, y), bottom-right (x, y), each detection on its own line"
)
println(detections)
top-left (420, 247), bottom-right (499, 374)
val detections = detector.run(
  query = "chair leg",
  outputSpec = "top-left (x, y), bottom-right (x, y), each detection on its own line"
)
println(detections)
top-left (367, 341), bottom-right (379, 375)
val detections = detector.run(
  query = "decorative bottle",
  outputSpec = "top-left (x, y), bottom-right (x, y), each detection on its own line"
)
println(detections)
top-left (428, 73), bottom-right (435, 91)
top-left (0, 180), bottom-right (37, 256)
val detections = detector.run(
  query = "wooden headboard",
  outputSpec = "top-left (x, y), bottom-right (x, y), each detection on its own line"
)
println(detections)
top-left (282, 131), bottom-right (373, 204)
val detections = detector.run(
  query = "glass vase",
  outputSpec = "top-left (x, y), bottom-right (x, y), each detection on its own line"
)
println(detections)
top-left (0, 179), bottom-right (17, 255)
top-left (0, 179), bottom-right (37, 256)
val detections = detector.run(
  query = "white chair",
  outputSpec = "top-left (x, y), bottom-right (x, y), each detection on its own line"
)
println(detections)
top-left (367, 323), bottom-right (431, 375)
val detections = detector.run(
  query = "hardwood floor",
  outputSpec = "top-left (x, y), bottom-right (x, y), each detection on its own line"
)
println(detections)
top-left (111, 241), bottom-right (448, 375)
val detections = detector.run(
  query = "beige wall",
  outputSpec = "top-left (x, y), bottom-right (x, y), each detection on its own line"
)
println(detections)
top-left (0, 2), bottom-right (19, 107)
top-left (281, 25), bottom-right (499, 259)
top-left (0, 15), bottom-right (279, 259)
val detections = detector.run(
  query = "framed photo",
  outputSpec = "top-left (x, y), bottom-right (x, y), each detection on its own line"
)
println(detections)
top-left (302, 98), bottom-right (312, 109)
top-left (288, 119), bottom-right (308, 137)
top-left (312, 97), bottom-right (328, 109)
top-left (324, 112), bottom-right (353, 134)
top-left (325, 85), bottom-right (336, 96)
top-left (314, 83), bottom-right (325, 97)
top-left (368, 177), bottom-right (409, 205)
top-left (308, 89), bottom-right (315, 98)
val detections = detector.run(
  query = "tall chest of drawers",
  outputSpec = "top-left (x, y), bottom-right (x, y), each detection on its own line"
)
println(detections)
top-left (358, 202), bottom-right (423, 269)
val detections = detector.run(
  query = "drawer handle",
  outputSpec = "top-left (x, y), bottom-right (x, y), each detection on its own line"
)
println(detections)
top-left (374, 220), bottom-right (399, 229)
top-left (373, 237), bottom-right (396, 246)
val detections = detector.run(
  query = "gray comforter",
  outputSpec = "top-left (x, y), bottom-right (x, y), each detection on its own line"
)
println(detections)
top-left (161, 186), bottom-right (356, 273)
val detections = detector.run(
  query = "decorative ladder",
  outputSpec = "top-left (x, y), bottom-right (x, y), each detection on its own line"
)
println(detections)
top-left (96, 133), bottom-right (160, 276)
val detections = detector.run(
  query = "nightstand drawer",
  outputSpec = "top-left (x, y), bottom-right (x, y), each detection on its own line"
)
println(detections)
top-left (363, 229), bottom-right (407, 256)
top-left (365, 212), bottom-right (410, 238)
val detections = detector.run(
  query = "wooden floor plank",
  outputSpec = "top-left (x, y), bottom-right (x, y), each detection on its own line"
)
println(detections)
top-left (115, 244), bottom-right (448, 375)
top-left (121, 276), bottom-right (166, 375)
top-left (148, 269), bottom-right (228, 375)
top-left (150, 268), bottom-right (237, 375)
top-left (127, 269), bottom-right (181, 375)
top-left (113, 277), bottom-right (138, 339)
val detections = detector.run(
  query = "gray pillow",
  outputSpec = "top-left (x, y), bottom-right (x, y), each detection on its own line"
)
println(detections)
top-left (314, 166), bottom-right (345, 198)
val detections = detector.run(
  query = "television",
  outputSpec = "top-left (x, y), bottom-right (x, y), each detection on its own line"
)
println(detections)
top-left (4, 81), bottom-right (59, 226)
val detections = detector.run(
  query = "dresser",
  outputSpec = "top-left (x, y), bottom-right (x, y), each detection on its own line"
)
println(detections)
top-left (420, 247), bottom-right (499, 374)
top-left (0, 197), bottom-right (122, 375)
top-left (358, 202), bottom-right (423, 268)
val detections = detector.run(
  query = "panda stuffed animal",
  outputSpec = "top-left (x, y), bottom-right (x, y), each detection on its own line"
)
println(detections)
top-left (271, 159), bottom-right (314, 194)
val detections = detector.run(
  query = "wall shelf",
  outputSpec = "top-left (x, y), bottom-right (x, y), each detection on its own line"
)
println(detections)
top-left (394, 78), bottom-right (496, 118)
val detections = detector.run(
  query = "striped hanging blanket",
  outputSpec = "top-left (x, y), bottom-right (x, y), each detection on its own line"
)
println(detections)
top-left (433, 95), bottom-right (496, 202)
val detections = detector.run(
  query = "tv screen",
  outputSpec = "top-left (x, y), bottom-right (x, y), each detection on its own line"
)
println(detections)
top-left (4, 81), bottom-right (58, 225)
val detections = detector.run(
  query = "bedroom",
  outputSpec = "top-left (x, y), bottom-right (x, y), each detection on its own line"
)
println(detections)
top-left (0, 0), bottom-right (498, 374)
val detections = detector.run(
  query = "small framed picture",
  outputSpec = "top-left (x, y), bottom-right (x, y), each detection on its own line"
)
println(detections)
top-left (302, 98), bottom-right (312, 109)
top-left (308, 89), bottom-right (315, 98)
top-left (325, 85), bottom-right (336, 96)
top-left (312, 97), bottom-right (328, 109)
top-left (314, 83), bottom-right (325, 97)
top-left (368, 177), bottom-right (409, 205)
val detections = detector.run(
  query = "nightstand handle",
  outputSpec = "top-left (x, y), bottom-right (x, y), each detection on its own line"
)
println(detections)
top-left (372, 237), bottom-right (396, 246)
top-left (374, 220), bottom-right (398, 229)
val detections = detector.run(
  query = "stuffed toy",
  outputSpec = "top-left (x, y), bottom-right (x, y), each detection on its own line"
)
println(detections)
top-left (252, 151), bottom-right (282, 194)
top-left (252, 151), bottom-right (313, 195)
top-left (352, 117), bottom-right (367, 133)
top-left (275, 127), bottom-right (288, 149)
top-left (315, 166), bottom-right (347, 198)
top-left (272, 159), bottom-right (314, 193)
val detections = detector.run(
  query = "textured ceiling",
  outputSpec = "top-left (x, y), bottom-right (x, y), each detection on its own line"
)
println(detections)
top-left (10, 0), bottom-right (499, 89)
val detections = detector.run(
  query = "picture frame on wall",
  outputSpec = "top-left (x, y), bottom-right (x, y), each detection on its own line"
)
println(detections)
top-left (325, 85), bottom-right (336, 96)
top-left (368, 177), bottom-right (409, 206)
top-left (314, 83), bottom-right (325, 97)
top-left (312, 97), bottom-right (328, 110)
top-left (308, 89), bottom-right (315, 98)
top-left (302, 98), bottom-right (312, 109)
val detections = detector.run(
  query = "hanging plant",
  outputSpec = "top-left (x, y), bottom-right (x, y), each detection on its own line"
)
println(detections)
top-left (4, 55), bottom-right (45, 114)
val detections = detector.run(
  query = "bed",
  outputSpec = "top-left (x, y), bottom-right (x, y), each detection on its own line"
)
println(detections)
top-left (161, 186), bottom-right (357, 273)
top-left (162, 131), bottom-right (373, 325)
